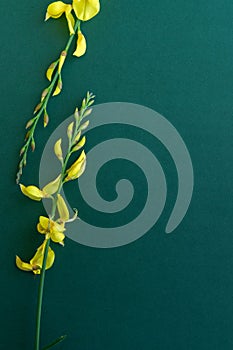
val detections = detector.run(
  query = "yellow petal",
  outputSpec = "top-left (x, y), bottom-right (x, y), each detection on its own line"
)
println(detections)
top-left (72, 136), bottom-right (86, 152)
top-left (67, 122), bottom-right (74, 139)
top-left (65, 8), bottom-right (75, 35)
top-left (53, 77), bottom-right (62, 96)
top-left (72, 0), bottom-right (100, 21)
top-left (66, 150), bottom-right (86, 180)
top-left (30, 242), bottom-right (55, 274)
top-left (19, 184), bottom-right (45, 201)
top-left (38, 216), bottom-right (50, 231)
top-left (37, 223), bottom-right (47, 234)
top-left (50, 230), bottom-right (65, 244)
top-left (53, 221), bottom-right (66, 232)
top-left (58, 51), bottom-right (67, 74)
top-left (73, 30), bottom-right (87, 57)
top-left (57, 194), bottom-right (69, 222)
top-left (16, 256), bottom-right (32, 272)
top-left (43, 175), bottom-right (61, 195)
top-left (46, 1), bottom-right (69, 20)
top-left (46, 61), bottom-right (57, 82)
top-left (54, 138), bottom-right (63, 161)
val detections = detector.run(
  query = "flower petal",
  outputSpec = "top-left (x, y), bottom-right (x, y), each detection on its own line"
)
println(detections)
top-left (65, 8), bottom-right (75, 35)
top-left (30, 242), bottom-right (55, 274)
top-left (53, 76), bottom-right (62, 96)
top-left (16, 256), bottom-right (32, 272)
top-left (73, 30), bottom-right (87, 57)
top-left (46, 61), bottom-right (57, 82)
top-left (46, 1), bottom-right (69, 20)
top-left (57, 194), bottom-right (69, 222)
top-left (38, 216), bottom-right (50, 231)
top-left (50, 230), bottom-right (65, 244)
top-left (43, 175), bottom-right (61, 195)
top-left (58, 51), bottom-right (67, 74)
top-left (19, 184), bottom-right (45, 201)
top-left (66, 150), bottom-right (86, 181)
top-left (72, 0), bottom-right (100, 21)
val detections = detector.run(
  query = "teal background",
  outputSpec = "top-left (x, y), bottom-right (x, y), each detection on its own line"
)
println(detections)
top-left (1, 0), bottom-right (233, 349)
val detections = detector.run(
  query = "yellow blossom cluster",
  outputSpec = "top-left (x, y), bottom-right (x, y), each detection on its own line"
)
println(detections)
top-left (16, 124), bottom-right (87, 274)
top-left (46, 0), bottom-right (100, 57)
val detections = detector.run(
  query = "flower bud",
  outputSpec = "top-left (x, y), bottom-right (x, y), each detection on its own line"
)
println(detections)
top-left (31, 139), bottom-right (36, 152)
top-left (43, 112), bottom-right (49, 128)
top-left (67, 122), bottom-right (74, 139)
top-left (53, 76), bottom-right (62, 96)
top-left (79, 120), bottom-right (89, 131)
top-left (46, 61), bottom-right (57, 82)
top-left (58, 50), bottom-right (67, 74)
top-left (41, 88), bottom-right (49, 102)
top-left (26, 118), bottom-right (34, 129)
top-left (34, 103), bottom-right (42, 114)
top-left (54, 138), bottom-right (63, 161)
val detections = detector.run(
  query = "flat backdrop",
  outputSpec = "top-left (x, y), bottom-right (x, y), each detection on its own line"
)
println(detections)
top-left (1, 1), bottom-right (233, 349)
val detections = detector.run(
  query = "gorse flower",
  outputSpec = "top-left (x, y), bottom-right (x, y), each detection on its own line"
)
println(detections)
top-left (16, 241), bottom-right (55, 275)
top-left (46, 1), bottom-right (75, 35)
top-left (16, 0), bottom-right (100, 183)
top-left (19, 184), bottom-right (47, 201)
top-left (37, 216), bottom-right (66, 245)
top-left (17, 93), bottom-right (95, 277)
top-left (45, 0), bottom-right (100, 56)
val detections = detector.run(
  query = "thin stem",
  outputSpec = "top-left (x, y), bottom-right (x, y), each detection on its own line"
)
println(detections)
top-left (35, 238), bottom-right (50, 350)
top-left (34, 91), bottom-right (93, 350)
top-left (16, 19), bottom-right (80, 183)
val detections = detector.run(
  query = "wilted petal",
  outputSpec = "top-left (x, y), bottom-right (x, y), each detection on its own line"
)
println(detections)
top-left (43, 175), bottom-right (61, 195)
top-left (30, 241), bottom-right (55, 274)
top-left (20, 184), bottom-right (45, 201)
top-left (16, 256), bottom-right (32, 272)
top-left (73, 30), bottom-right (87, 57)
top-left (72, 0), bottom-right (100, 21)
top-left (54, 138), bottom-right (63, 161)
top-left (57, 194), bottom-right (69, 222)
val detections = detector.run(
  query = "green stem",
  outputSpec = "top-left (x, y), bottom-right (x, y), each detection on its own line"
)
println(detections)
top-left (34, 90), bottom-right (92, 350)
top-left (16, 19), bottom-right (80, 183)
top-left (35, 238), bottom-right (50, 350)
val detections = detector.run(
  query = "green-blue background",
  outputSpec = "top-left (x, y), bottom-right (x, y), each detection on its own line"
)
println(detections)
top-left (1, 1), bottom-right (233, 349)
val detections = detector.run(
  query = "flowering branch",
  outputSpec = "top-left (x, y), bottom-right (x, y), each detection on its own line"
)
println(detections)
top-left (16, 0), bottom-right (100, 183)
top-left (16, 92), bottom-right (95, 350)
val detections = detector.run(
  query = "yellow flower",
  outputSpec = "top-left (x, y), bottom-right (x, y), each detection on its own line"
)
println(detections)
top-left (65, 150), bottom-right (86, 181)
top-left (37, 216), bottom-right (65, 245)
top-left (72, 0), bottom-right (100, 21)
top-left (45, 1), bottom-right (75, 35)
top-left (20, 184), bottom-right (47, 201)
top-left (73, 30), bottom-right (87, 57)
top-left (16, 241), bottom-right (55, 274)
